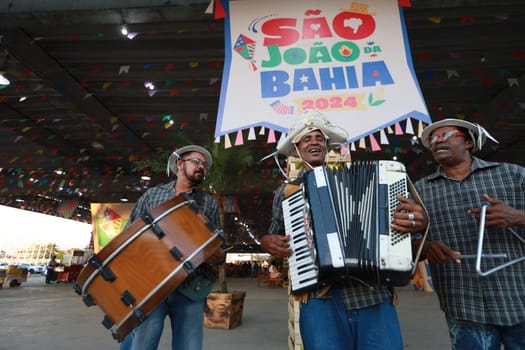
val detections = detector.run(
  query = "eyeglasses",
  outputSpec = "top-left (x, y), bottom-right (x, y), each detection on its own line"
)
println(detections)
top-left (182, 157), bottom-right (209, 169)
top-left (427, 130), bottom-right (466, 144)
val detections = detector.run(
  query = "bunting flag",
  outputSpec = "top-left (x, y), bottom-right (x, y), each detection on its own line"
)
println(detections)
top-left (395, 122), bottom-right (404, 135)
top-left (224, 133), bottom-right (232, 148)
top-left (234, 130), bottom-right (244, 145)
top-left (119, 65), bottom-right (130, 75)
top-left (214, 0), bottom-right (226, 19)
top-left (369, 134), bottom-right (381, 151)
top-left (215, 0), bottom-right (431, 145)
top-left (247, 127), bottom-right (256, 140)
top-left (380, 129), bottom-right (389, 144)
top-left (267, 129), bottom-right (276, 143)
top-left (418, 119), bottom-right (425, 137)
top-left (405, 117), bottom-right (414, 134)
top-left (56, 198), bottom-right (79, 219)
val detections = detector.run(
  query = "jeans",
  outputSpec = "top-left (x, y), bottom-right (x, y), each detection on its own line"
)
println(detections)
top-left (447, 317), bottom-right (525, 350)
top-left (120, 291), bottom-right (206, 350)
top-left (299, 288), bottom-right (403, 350)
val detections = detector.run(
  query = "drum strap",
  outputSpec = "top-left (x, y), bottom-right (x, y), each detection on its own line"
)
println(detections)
top-left (184, 189), bottom-right (217, 233)
top-left (178, 188), bottom-right (219, 301)
top-left (188, 188), bottom-right (205, 208)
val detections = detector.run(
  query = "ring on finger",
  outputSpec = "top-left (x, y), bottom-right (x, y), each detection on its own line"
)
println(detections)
top-left (407, 212), bottom-right (415, 220)
top-left (411, 220), bottom-right (416, 228)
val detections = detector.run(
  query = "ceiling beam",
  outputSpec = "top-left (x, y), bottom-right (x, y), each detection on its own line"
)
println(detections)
top-left (2, 28), bottom-right (153, 159)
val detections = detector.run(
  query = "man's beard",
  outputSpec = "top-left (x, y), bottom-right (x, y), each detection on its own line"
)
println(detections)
top-left (189, 171), bottom-right (204, 185)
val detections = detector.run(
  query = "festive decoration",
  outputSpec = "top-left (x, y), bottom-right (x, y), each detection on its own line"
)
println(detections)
top-left (56, 198), bottom-right (79, 218)
top-left (215, 0), bottom-right (431, 150)
top-left (0, 2), bottom-right (521, 226)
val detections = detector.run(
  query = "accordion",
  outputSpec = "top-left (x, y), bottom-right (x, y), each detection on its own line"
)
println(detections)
top-left (285, 160), bottom-right (415, 295)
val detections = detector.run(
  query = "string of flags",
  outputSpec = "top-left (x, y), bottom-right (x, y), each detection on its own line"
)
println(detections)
top-left (215, 117), bottom-right (428, 156)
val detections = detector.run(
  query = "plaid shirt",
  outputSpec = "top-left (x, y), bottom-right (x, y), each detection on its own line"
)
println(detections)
top-left (129, 180), bottom-right (221, 230)
top-left (415, 157), bottom-right (525, 326)
top-left (269, 175), bottom-right (391, 310)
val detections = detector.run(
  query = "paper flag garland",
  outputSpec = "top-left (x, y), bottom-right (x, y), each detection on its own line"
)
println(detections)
top-left (235, 130), bottom-right (244, 145)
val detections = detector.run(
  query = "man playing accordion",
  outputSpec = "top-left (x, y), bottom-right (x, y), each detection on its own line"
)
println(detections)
top-left (260, 110), bottom-right (429, 350)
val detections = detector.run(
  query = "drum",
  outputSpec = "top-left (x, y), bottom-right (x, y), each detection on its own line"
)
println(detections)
top-left (74, 195), bottom-right (224, 341)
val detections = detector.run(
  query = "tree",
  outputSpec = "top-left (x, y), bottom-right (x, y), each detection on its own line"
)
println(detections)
top-left (204, 141), bottom-right (254, 292)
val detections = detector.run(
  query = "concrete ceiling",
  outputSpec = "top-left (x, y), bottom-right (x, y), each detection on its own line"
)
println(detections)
top-left (0, 0), bottom-right (524, 222)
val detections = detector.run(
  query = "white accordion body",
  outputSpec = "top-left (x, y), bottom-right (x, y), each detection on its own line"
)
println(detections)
top-left (284, 161), bottom-right (414, 294)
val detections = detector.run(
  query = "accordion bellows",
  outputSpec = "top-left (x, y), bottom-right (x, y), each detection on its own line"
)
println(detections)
top-left (285, 161), bottom-right (415, 294)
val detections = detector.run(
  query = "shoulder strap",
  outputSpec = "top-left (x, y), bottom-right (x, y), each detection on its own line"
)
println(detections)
top-left (407, 176), bottom-right (430, 274)
top-left (188, 188), bottom-right (210, 208)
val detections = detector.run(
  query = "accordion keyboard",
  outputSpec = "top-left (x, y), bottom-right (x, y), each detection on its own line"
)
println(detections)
top-left (283, 190), bottom-right (319, 294)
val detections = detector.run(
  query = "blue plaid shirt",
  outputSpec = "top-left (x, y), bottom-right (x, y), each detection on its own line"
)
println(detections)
top-left (269, 174), bottom-right (391, 310)
top-left (129, 180), bottom-right (221, 230)
top-left (415, 157), bottom-right (525, 326)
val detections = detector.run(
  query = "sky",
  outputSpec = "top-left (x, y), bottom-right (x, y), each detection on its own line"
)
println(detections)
top-left (0, 205), bottom-right (92, 252)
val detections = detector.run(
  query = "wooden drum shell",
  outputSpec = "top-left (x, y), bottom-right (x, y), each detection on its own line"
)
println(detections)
top-left (75, 195), bottom-right (223, 340)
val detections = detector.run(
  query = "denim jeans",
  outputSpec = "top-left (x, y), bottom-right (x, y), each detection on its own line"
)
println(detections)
top-left (120, 291), bottom-right (206, 350)
top-left (447, 317), bottom-right (525, 350)
top-left (299, 288), bottom-right (403, 350)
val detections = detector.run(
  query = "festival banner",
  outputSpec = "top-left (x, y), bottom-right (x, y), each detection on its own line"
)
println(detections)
top-left (90, 203), bottom-right (133, 253)
top-left (215, 0), bottom-right (431, 144)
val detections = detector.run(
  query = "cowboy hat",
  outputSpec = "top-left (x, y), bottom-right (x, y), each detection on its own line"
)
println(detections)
top-left (276, 110), bottom-right (348, 156)
top-left (167, 145), bottom-right (212, 176)
top-left (421, 118), bottom-right (498, 152)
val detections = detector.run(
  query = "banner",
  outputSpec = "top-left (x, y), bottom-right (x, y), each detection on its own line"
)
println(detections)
top-left (215, 0), bottom-right (430, 144)
top-left (90, 203), bottom-right (133, 253)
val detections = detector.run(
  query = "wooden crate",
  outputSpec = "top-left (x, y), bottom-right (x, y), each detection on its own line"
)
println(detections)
top-left (204, 291), bottom-right (246, 329)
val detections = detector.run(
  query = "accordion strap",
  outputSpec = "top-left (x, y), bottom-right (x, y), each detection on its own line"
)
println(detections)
top-left (406, 175), bottom-right (430, 275)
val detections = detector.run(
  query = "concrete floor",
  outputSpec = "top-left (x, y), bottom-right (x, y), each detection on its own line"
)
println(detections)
top-left (0, 274), bottom-right (451, 350)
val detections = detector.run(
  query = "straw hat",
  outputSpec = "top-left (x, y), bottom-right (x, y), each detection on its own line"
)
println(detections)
top-left (276, 110), bottom-right (348, 156)
top-left (341, 3), bottom-right (375, 15)
top-left (421, 118), bottom-right (498, 152)
top-left (167, 145), bottom-right (212, 176)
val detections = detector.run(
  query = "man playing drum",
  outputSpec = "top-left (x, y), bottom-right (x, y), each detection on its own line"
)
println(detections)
top-left (120, 145), bottom-right (226, 350)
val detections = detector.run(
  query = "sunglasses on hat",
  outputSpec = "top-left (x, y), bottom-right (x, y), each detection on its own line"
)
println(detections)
top-left (427, 130), bottom-right (466, 145)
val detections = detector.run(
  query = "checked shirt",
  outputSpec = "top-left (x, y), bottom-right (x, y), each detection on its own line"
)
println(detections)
top-left (128, 180), bottom-right (220, 229)
top-left (415, 157), bottom-right (525, 326)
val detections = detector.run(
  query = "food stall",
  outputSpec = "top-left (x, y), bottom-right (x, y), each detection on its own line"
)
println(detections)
top-left (56, 250), bottom-right (86, 283)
